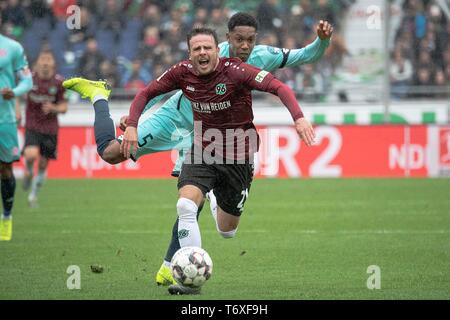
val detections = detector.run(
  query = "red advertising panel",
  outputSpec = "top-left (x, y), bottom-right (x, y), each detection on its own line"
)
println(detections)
top-left (13, 125), bottom-right (449, 178)
top-left (439, 128), bottom-right (450, 167)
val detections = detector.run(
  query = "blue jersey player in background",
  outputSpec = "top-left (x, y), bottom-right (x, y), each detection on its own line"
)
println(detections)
top-left (0, 26), bottom-right (33, 241)
top-left (63, 12), bottom-right (333, 286)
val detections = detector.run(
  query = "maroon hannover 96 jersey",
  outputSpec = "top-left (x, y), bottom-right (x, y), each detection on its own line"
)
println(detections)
top-left (128, 57), bottom-right (303, 161)
top-left (25, 73), bottom-right (66, 135)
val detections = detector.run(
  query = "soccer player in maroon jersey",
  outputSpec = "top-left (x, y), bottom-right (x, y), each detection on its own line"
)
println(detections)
top-left (21, 51), bottom-right (67, 207)
top-left (119, 27), bottom-right (315, 295)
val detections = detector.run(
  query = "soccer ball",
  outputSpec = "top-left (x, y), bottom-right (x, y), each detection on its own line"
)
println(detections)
top-left (170, 246), bottom-right (213, 288)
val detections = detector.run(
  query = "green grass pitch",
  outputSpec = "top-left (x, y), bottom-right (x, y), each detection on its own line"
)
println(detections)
top-left (1, 178), bottom-right (449, 300)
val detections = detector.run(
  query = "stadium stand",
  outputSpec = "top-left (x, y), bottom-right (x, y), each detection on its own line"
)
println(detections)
top-left (1, 0), bottom-right (448, 101)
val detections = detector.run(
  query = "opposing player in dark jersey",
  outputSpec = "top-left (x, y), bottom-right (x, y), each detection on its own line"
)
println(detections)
top-left (117, 27), bottom-right (314, 295)
top-left (21, 51), bottom-right (67, 207)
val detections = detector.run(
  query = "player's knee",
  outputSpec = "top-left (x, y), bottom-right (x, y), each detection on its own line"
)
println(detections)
top-left (23, 147), bottom-right (39, 161)
top-left (217, 227), bottom-right (238, 239)
top-left (0, 163), bottom-right (13, 178)
top-left (177, 198), bottom-right (198, 222)
top-left (101, 152), bottom-right (121, 165)
top-left (100, 147), bottom-right (122, 164)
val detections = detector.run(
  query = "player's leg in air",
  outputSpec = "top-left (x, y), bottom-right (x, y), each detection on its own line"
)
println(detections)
top-left (62, 78), bottom-right (193, 164)
top-left (62, 78), bottom-right (125, 164)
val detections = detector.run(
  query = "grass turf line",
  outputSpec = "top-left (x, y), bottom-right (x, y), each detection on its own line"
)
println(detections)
top-left (1, 178), bottom-right (449, 299)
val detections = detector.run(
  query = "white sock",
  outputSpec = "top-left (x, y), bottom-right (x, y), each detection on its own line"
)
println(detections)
top-left (207, 191), bottom-right (238, 238)
top-left (217, 228), bottom-right (238, 239)
top-left (30, 169), bottom-right (46, 198)
top-left (176, 198), bottom-right (201, 248)
top-left (92, 95), bottom-right (108, 104)
top-left (163, 260), bottom-right (171, 267)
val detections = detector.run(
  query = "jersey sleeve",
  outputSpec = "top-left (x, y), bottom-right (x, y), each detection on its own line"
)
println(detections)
top-left (283, 37), bottom-right (330, 68)
top-left (257, 37), bottom-right (330, 71)
top-left (13, 43), bottom-right (29, 72)
top-left (154, 65), bottom-right (182, 92)
top-left (127, 64), bottom-right (183, 127)
top-left (256, 45), bottom-right (287, 71)
top-left (232, 62), bottom-right (276, 92)
top-left (11, 43), bottom-right (33, 97)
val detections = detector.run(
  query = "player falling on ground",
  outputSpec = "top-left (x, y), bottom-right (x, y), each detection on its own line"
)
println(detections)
top-left (66, 26), bottom-right (315, 294)
top-left (21, 50), bottom-right (67, 207)
top-left (123, 27), bottom-right (315, 294)
top-left (62, 12), bottom-right (333, 286)
top-left (0, 31), bottom-right (33, 241)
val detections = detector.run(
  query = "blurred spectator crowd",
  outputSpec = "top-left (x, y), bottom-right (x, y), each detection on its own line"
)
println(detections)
top-left (1, 0), bottom-right (354, 101)
top-left (391, 0), bottom-right (450, 99)
top-left (3, 0), bottom-right (447, 101)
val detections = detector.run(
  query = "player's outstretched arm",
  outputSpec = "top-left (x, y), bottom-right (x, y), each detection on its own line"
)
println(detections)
top-left (270, 79), bottom-right (315, 146)
top-left (281, 20), bottom-right (333, 68)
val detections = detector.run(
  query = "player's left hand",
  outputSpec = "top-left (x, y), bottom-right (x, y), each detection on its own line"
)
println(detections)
top-left (295, 117), bottom-right (315, 146)
top-left (121, 126), bottom-right (138, 159)
top-left (317, 20), bottom-right (333, 40)
top-left (1, 88), bottom-right (15, 100)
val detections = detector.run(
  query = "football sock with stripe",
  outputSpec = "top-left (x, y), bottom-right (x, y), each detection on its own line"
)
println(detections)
top-left (164, 202), bottom-right (204, 264)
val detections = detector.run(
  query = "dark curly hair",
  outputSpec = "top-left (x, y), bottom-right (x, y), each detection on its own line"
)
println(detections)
top-left (227, 12), bottom-right (258, 32)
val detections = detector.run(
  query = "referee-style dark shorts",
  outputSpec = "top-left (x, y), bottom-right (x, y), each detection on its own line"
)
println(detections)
top-left (23, 129), bottom-right (58, 159)
top-left (178, 158), bottom-right (254, 216)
